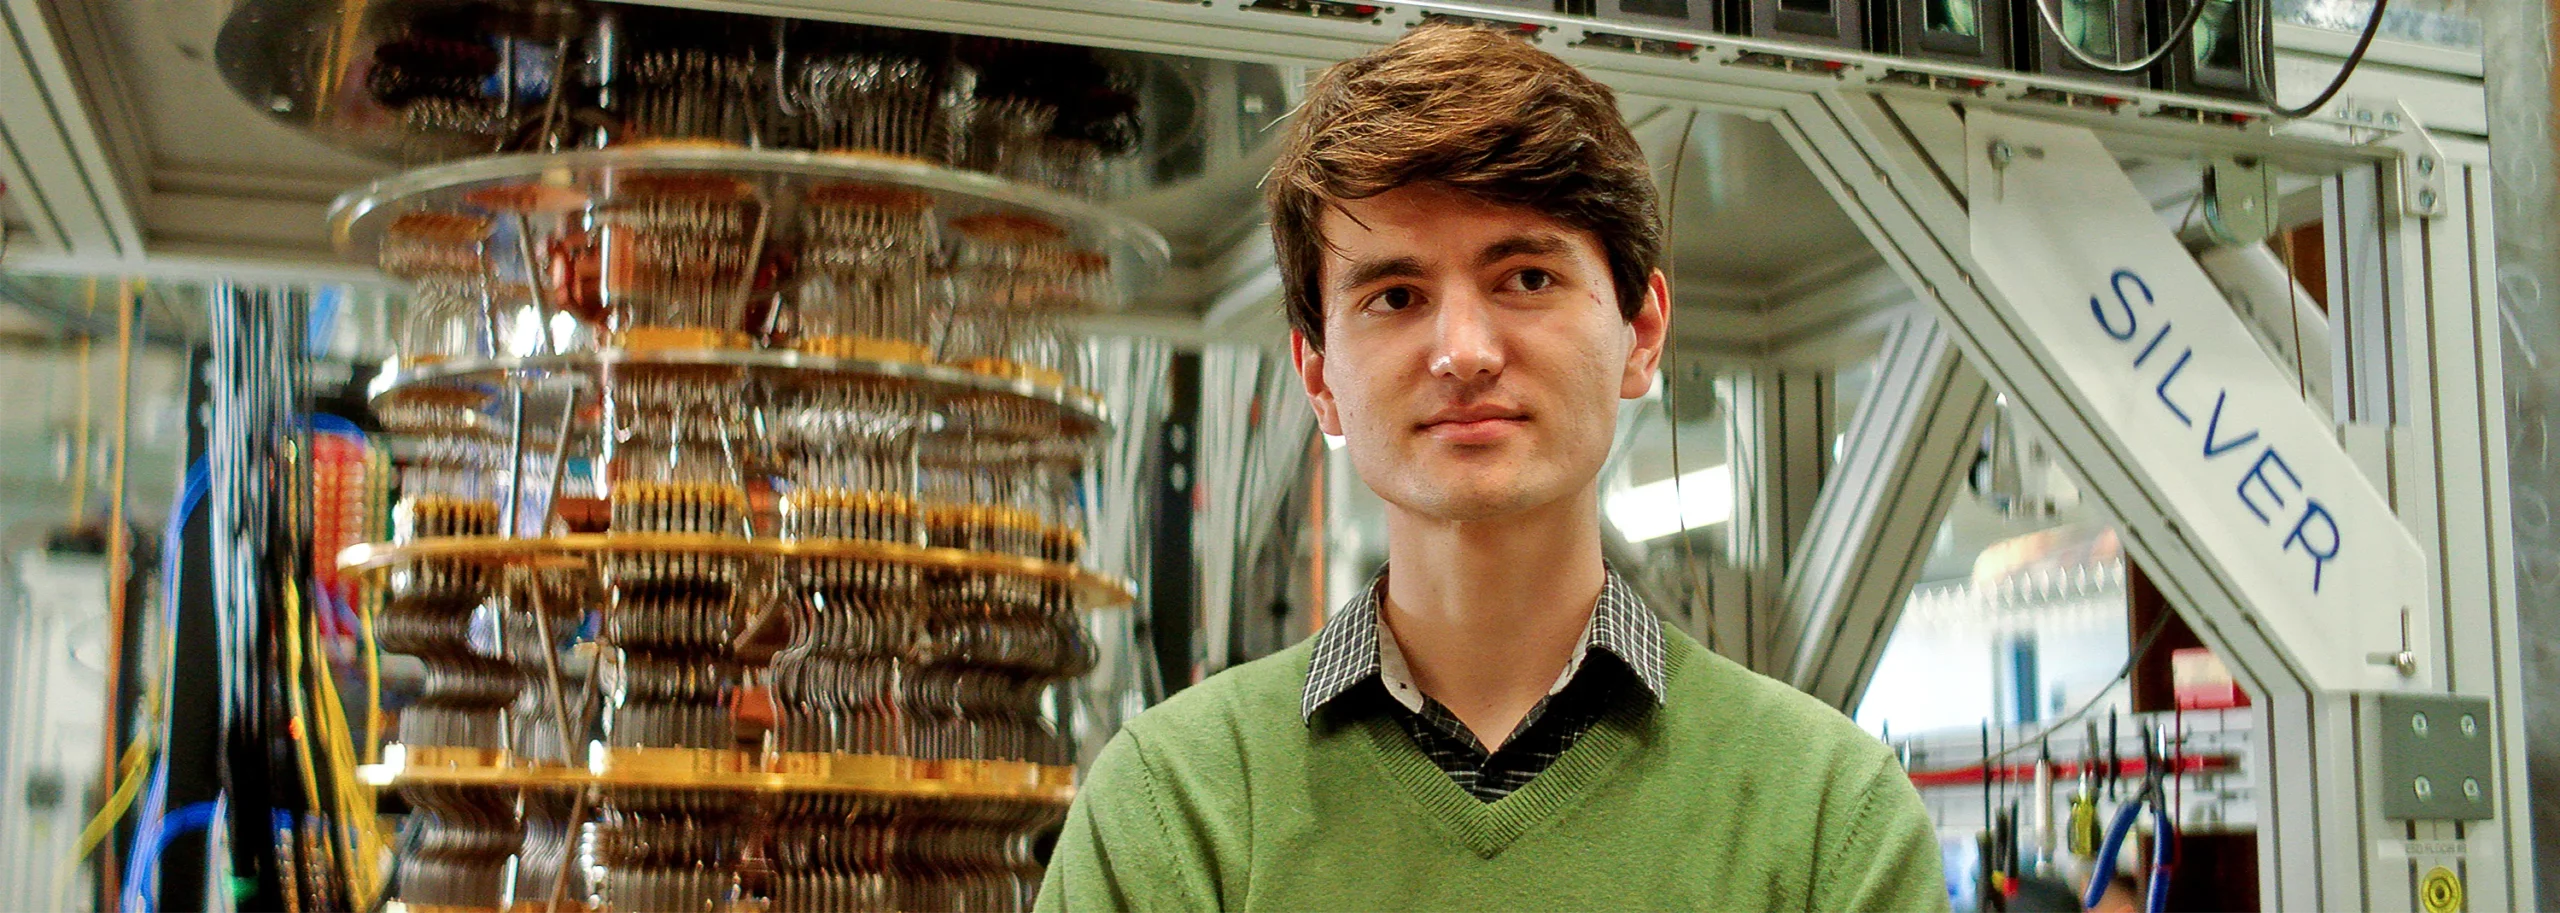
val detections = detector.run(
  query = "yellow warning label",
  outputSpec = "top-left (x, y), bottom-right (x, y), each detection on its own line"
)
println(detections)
top-left (2420, 865), bottom-right (2464, 913)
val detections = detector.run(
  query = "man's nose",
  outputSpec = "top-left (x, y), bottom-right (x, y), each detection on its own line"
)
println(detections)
top-left (1428, 292), bottom-right (1505, 381)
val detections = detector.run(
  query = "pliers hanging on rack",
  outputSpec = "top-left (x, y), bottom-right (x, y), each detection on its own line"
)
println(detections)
top-left (2083, 723), bottom-right (2178, 913)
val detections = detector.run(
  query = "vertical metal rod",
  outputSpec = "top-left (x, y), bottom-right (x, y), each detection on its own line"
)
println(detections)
top-left (515, 216), bottom-right (557, 356)
top-left (503, 388), bottom-right (531, 538)
top-left (525, 578), bottom-right (576, 765)
top-left (544, 786), bottom-right (592, 913)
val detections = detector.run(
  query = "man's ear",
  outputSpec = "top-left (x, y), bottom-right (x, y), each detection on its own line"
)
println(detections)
top-left (1621, 269), bottom-right (1670, 400)
top-left (1293, 328), bottom-right (1345, 436)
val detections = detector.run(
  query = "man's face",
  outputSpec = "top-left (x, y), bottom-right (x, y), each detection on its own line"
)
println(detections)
top-left (1293, 182), bottom-right (1668, 524)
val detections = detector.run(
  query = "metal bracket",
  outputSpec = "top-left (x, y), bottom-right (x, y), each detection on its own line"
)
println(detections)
top-left (2344, 100), bottom-right (2449, 221)
top-left (2375, 693), bottom-right (2496, 821)
top-left (2202, 154), bottom-right (2277, 245)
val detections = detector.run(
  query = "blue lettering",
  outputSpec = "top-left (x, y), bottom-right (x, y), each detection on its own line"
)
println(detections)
top-left (2237, 446), bottom-right (2300, 524)
top-left (2284, 498), bottom-right (2341, 594)
top-left (2153, 349), bottom-right (2197, 427)
top-left (2090, 269), bottom-right (2150, 341)
top-left (2134, 322), bottom-right (2173, 368)
top-left (2202, 392), bottom-right (2260, 458)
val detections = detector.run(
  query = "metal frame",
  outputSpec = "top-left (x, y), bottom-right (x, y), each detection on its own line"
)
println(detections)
top-left (1776, 89), bottom-right (2525, 909)
top-left (1767, 314), bottom-right (1992, 707)
top-left (1717, 363), bottom-right (1834, 669)
top-left (1, 0), bottom-right (2522, 906)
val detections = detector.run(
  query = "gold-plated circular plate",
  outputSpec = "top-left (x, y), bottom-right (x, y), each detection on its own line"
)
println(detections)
top-left (339, 532), bottom-right (1136, 608)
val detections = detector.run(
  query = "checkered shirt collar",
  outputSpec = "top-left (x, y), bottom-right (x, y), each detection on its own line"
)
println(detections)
top-left (1300, 562), bottom-right (1667, 721)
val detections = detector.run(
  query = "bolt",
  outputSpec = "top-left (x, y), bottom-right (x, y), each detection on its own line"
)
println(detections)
top-left (2460, 714), bottom-right (2478, 737)
top-left (1989, 140), bottom-right (2014, 168)
top-left (2464, 778), bottom-right (2482, 801)
top-left (2412, 712), bottom-right (2431, 737)
top-left (2358, 109), bottom-right (2375, 124)
top-left (2383, 112), bottom-right (2401, 127)
top-left (2417, 155), bottom-right (2437, 176)
top-left (2416, 776), bottom-right (2435, 800)
top-left (2419, 189), bottom-right (2439, 210)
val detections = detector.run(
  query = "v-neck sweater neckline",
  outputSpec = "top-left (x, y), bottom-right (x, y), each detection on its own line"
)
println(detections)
top-left (1349, 643), bottom-right (1682, 858)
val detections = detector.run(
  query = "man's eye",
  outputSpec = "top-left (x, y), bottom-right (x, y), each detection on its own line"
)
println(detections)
top-left (1367, 287), bottom-right (1418, 312)
top-left (1507, 269), bottom-right (1554, 293)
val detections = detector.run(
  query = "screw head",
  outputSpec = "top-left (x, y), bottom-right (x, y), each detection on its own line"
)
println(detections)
top-left (2416, 776), bottom-right (2435, 800)
top-left (2383, 112), bottom-right (2402, 127)
top-left (2417, 155), bottom-right (2437, 175)
top-left (2463, 778), bottom-right (2482, 801)
top-left (2412, 713), bottom-right (2432, 737)
top-left (2359, 109), bottom-right (2376, 123)
top-left (1989, 140), bottom-right (2015, 167)
top-left (2460, 714), bottom-right (2478, 737)
top-left (2419, 189), bottom-right (2439, 209)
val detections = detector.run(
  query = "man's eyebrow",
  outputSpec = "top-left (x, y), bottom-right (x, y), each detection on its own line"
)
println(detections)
top-left (1336, 256), bottom-right (1426, 293)
top-left (1477, 232), bottom-right (1573, 268)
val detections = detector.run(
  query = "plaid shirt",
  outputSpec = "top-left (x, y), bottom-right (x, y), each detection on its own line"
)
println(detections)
top-left (1300, 564), bottom-right (1667, 801)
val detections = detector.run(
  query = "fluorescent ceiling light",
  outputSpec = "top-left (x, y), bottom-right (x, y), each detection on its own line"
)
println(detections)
top-left (1606, 464), bottom-right (1734, 542)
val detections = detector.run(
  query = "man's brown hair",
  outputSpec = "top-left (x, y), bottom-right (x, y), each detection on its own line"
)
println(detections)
top-left (1266, 24), bottom-right (1662, 350)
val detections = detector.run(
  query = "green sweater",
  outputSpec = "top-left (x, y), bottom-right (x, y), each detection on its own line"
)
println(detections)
top-left (1035, 628), bottom-right (1950, 911)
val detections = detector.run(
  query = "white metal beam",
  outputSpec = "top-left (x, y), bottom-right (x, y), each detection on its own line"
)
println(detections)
top-left (0, 0), bottom-right (140, 260)
top-left (1767, 314), bottom-right (1991, 704)
top-left (1773, 87), bottom-right (2527, 910)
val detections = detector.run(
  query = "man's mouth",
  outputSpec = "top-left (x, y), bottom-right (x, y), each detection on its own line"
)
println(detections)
top-left (1418, 405), bottom-right (1529, 444)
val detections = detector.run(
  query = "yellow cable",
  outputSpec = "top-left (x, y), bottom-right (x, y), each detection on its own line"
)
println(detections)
top-left (56, 277), bottom-right (151, 911)
top-left (47, 733), bottom-right (155, 909)
top-left (307, 601), bottom-right (385, 907)
top-left (280, 576), bottom-right (326, 902)
top-left (361, 444), bottom-right (390, 764)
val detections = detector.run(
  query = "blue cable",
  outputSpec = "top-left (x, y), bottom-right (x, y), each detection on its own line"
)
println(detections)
top-left (306, 413), bottom-right (367, 442)
top-left (122, 422), bottom-right (366, 910)
top-left (121, 800), bottom-right (221, 913)
top-left (121, 458), bottom-right (208, 913)
top-left (306, 286), bottom-right (344, 358)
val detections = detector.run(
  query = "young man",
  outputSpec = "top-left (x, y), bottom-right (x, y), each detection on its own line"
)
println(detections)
top-left (1037, 24), bottom-right (1948, 911)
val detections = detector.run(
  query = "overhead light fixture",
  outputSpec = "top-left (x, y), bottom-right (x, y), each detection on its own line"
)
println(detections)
top-left (1606, 464), bottom-right (1734, 541)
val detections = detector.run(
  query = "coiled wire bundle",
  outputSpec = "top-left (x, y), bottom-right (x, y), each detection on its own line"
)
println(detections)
top-left (345, 147), bottom-right (1152, 913)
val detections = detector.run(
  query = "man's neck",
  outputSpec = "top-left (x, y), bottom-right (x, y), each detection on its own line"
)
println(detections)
top-left (1378, 485), bottom-right (1607, 750)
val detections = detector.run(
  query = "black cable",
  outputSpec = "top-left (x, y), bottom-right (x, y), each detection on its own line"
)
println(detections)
top-left (2254, 0), bottom-right (2393, 119)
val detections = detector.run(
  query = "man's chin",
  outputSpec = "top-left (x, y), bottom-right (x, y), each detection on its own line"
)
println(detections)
top-left (1387, 479), bottom-right (1552, 525)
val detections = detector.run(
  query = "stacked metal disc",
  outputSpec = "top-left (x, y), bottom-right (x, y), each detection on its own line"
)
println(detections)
top-left (371, 210), bottom-right (527, 911)
top-left (354, 95), bottom-right (1136, 913)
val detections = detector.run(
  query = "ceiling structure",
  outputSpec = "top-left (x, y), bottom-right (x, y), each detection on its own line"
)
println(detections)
top-left (0, 0), bottom-right (1914, 370)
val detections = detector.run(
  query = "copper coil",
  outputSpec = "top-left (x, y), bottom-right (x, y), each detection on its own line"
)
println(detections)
top-left (397, 704), bottom-right (507, 752)
top-left (949, 212), bottom-right (1067, 250)
top-left (605, 587), bottom-right (741, 650)
top-left (604, 700), bottom-right (735, 750)
top-left (622, 49), bottom-right (762, 145)
top-left (895, 797), bottom-right (1063, 913)
top-left (610, 480), bottom-right (751, 535)
top-left (596, 175), bottom-right (755, 230)
top-left (511, 789), bottom-right (585, 908)
top-left (375, 393), bottom-right (500, 439)
top-left (381, 210), bottom-right (492, 279)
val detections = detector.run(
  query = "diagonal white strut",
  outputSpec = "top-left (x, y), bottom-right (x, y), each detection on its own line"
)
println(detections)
top-left (1959, 109), bottom-right (2431, 695)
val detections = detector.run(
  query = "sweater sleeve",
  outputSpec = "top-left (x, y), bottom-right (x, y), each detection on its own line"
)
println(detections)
top-left (1034, 728), bottom-right (1218, 913)
top-left (1813, 752), bottom-right (1953, 912)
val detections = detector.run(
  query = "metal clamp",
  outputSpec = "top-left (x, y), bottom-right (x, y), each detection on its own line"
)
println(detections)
top-left (2365, 100), bottom-right (2448, 221)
